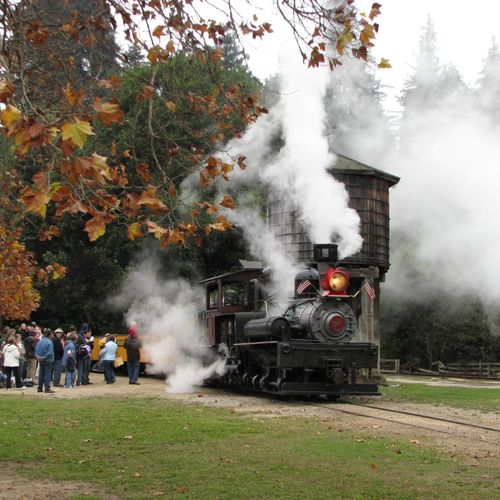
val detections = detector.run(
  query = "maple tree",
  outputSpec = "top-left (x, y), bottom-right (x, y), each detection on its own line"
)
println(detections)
top-left (0, 0), bottom-right (383, 319)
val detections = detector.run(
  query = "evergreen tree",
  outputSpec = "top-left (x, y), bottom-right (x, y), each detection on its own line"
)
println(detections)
top-left (324, 58), bottom-right (393, 166)
top-left (9, 0), bottom-right (119, 109)
top-left (400, 17), bottom-right (442, 112)
top-left (399, 17), bottom-right (467, 140)
top-left (221, 31), bottom-right (248, 70)
top-left (476, 36), bottom-right (500, 121)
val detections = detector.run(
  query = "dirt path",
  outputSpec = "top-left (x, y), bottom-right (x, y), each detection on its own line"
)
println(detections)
top-left (1, 374), bottom-right (499, 498)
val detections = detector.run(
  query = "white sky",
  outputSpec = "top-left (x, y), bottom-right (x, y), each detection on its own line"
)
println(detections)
top-left (244, 0), bottom-right (500, 111)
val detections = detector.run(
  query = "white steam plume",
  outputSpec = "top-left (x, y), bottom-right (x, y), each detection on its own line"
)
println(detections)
top-left (110, 256), bottom-right (225, 392)
top-left (261, 51), bottom-right (362, 258)
top-left (223, 205), bottom-right (300, 306)
top-left (191, 44), bottom-right (363, 263)
top-left (386, 97), bottom-right (500, 306)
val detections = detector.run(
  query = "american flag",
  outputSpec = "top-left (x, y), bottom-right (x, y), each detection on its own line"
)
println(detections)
top-left (363, 280), bottom-right (376, 300)
top-left (297, 280), bottom-right (312, 294)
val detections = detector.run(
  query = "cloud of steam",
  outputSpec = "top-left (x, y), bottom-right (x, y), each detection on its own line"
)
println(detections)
top-left (110, 255), bottom-right (225, 392)
top-left (184, 44), bottom-right (363, 267)
top-left (223, 205), bottom-right (299, 306)
top-left (260, 52), bottom-right (362, 258)
top-left (386, 97), bottom-right (500, 306)
top-left (314, 28), bottom-right (500, 316)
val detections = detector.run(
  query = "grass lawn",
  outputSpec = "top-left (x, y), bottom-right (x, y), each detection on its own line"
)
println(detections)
top-left (0, 396), bottom-right (499, 499)
top-left (381, 383), bottom-right (500, 412)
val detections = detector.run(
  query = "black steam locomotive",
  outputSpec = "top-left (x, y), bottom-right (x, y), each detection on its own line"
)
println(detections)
top-left (199, 244), bottom-right (379, 397)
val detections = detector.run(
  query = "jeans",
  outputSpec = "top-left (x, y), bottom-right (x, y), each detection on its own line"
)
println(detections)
top-left (102, 360), bottom-right (115, 383)
top-left (38, 362), bottom-right (53, 392)
top-left (19, 359), bottom-right (26, 380)
top-left (65, 370), bottom-right (76, 388)
top-left (77, 357), bottom-right (85, 384)
top-left (127, 360), bottom-right (140, 384)
top-left (52, 359), bottom-right (63, 385)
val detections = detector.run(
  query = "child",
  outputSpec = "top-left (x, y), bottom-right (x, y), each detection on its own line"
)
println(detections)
top-left (63, 333), bottom-right (78, 388)
top-left (65, 351), bottom-right (76, 388)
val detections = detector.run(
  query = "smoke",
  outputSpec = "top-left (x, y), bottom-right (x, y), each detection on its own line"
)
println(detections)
top-left (110, 254), bottom-right (226, 392)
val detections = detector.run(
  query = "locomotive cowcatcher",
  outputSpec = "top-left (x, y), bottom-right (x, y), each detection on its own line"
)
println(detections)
top-left (199, 244), bottom-right (379, 397)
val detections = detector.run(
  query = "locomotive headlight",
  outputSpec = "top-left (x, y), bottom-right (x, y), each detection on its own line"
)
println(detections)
top-left (320, 268), bottom-right (350, 296)
top-left (329, 272), bottom-right (348, 292)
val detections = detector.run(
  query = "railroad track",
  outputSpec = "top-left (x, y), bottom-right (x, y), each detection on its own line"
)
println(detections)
top-left (308, 401), bottom-right (500, 446)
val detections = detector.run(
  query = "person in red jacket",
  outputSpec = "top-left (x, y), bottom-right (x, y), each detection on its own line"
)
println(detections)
top-left (124, 322), bottom-right (142, 385)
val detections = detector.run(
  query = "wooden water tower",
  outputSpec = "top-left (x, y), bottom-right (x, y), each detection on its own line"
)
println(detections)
top-left (266, 154), bottom-right (399, 348)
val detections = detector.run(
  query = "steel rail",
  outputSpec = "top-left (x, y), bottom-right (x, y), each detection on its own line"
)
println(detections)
top-left (308, 402), bottom-right (500, 446)
top-left (346, 401), bottom-right (500, 434)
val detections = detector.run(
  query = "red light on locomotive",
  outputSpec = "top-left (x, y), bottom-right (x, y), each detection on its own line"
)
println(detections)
top-left (320, 268), bottom-right (350, 296)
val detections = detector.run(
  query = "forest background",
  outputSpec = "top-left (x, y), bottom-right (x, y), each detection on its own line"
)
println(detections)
top-left (1, 0), bottom-right (500, 369)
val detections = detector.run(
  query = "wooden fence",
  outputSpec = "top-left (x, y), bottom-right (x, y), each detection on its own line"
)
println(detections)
top-left (380, 359), bottom-right (500, 379)
top-left (433, 362), bottom-right (500, 378)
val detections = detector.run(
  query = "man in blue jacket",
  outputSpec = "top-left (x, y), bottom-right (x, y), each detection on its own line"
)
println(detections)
top-left (35, 328), bottom-right (55, 393)
top-left (99, 335), bottom-right (118, 384)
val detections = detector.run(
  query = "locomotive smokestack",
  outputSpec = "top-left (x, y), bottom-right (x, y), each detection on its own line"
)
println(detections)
top-left (313, 243), bottom-right (339, 274)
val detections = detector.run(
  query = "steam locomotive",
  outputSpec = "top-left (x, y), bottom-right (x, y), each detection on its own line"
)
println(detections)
top-left (199, 244), bottom-right (379, 398)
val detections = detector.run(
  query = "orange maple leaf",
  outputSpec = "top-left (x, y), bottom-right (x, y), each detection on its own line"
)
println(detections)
top-left (20, 186), bottom-right (51, 219)
top-left (0, 80), bottom-right (14, 102)
top-left (93, 98), bottom-right (124, 125)
top-left (153, 25), bottom-right (166, 37)
top-left (220, 195), bottom-right (235, 209)
top-left (65, 83), bottom-right (84, 107)
top-left (84, 215), bottom-right (107, 241)
top-left (165, 100), bottom-right (176, 112)
top-left (137, 186), bottom-right (168, 213)
top-left (127, 222), bottom-right (143, 240)
top-left (61, 120), bottom-right (94, 148)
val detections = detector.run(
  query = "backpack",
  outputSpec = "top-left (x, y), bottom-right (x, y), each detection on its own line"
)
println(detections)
top-left (79, 344), bottom-right (88, 358)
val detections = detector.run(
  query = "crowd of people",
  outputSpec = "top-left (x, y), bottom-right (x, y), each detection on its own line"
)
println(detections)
top-left (0, 321), bottom-right (142, 393)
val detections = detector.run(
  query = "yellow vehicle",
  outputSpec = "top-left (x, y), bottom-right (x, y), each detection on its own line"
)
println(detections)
top-left (91, 334), bottom-right (149, 370)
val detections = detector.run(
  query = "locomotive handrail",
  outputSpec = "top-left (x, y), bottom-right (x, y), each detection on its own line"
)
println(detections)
top-left (234, 341), bottom-right (278, 346)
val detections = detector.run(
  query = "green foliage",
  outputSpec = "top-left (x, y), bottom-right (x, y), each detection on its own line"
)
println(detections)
top-left (381, 293), bottom-right (498, 368)
top-left (22, 40), bottom-right (261, 329)
top-left (31, 216), bottom-right (138, 333)
top-left (97, 50), bottom-right (261, 188)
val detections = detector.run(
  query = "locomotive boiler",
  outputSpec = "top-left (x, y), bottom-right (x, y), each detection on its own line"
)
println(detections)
top-left (200, 244), bottom-right (379, 397)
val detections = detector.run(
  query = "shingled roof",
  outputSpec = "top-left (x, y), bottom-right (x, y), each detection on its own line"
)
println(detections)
top-left (330, 154), bottom-right (400, 187)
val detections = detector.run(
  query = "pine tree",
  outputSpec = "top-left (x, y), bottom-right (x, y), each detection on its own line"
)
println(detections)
top-left (400, 17), bottom-right (442, 113)
top-left (476, 36), bottom-right (500, 121)
top-left (324, 58), bottom-right (394, 167)
top-left (398, 17), bottom-right (467, 145)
